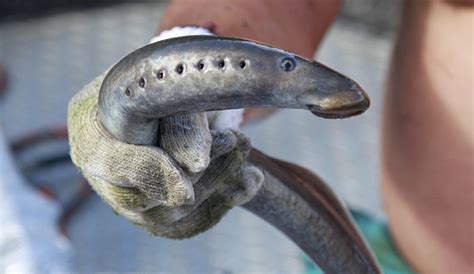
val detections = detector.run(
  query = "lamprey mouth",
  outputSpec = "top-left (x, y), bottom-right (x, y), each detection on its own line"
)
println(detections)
top-left (306, 90), bottom-right (370, 119)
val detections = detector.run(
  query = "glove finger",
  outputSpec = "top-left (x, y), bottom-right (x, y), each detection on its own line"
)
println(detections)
top-left (210, 132), bottom-right (263, 205)
top-left (159, 113), bottom-right (212, 173)
top-left (85, 174), bottom-right (160, 211)
top-left (68, 97), bottom-right (193, 206)
top-left (135, 130), bottom-right (250, 226)
top-left (187, 129), bottom-right (239, 184)
top-left (219, 164), bottom-right (264, 206)
top-left (141, 162), bottom-right (264, 239)
top-left (138, 194), bottom-right (233, 239)
top-left (209, 129), bottom-right (238, 160)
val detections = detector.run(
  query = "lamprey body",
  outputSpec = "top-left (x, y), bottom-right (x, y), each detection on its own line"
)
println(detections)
top-left (98, 35), bottom-right (380, 274)
top-left (99, 36), bottom-right (369, 145)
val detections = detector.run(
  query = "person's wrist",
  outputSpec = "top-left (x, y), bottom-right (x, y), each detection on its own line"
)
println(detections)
top-left (158, 0), bottom-right (340, 59)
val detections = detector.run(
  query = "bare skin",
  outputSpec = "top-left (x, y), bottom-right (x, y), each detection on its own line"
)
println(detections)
top-left (382, 1), bottom-right (474, 272)
top-left (159, 0), bottom-right (473, 272)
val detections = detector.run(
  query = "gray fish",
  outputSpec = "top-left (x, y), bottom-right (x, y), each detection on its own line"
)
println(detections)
top-left (98, 35), bottom-right (380, 274)
top-left (99, 36), bottom-right (369, 145)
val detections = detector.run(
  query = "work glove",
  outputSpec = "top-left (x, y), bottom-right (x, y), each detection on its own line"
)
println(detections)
top-left (68, 68), bottom-right (263, 239)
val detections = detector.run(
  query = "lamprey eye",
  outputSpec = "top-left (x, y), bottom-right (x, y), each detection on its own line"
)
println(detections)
top-left (280, 57), bottom-right (296, 72)
top-left (239, 60), bottom-right (247, 69)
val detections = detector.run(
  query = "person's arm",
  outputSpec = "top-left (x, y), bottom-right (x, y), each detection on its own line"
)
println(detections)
top-left (382, 1), bottom-right (473, 272)
top-left (158, 0), bottom-right (341, 122)
top-left (159, 0), bottom-right (340, 58)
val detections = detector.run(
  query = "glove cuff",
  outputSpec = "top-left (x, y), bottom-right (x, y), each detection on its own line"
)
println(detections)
top-left (150, 26), bottom-right (214, 44)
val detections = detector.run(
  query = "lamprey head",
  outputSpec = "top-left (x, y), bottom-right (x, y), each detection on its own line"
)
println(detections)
top-left (294, 60), bottom-right (370, 119)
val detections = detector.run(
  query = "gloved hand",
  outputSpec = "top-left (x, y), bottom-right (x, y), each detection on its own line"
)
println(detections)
top-left (68, 69), bottom-right (263, 239)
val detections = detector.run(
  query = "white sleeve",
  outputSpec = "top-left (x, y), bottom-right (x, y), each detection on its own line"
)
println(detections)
top-left (149, 26), bottom-right (214, 43)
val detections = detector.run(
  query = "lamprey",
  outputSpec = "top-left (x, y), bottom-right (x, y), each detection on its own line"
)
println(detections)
top-left (98, 36), bottom-right (369, 145)
top-left (98, 35), bottom-right (380, 273)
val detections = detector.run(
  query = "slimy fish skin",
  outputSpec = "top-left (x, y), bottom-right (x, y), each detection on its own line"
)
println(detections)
top-left (99, 36), bottom-right (369, 145)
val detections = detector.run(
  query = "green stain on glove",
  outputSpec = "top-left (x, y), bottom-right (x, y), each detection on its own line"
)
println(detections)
top-left (303, 210), bottom-right (415, 274)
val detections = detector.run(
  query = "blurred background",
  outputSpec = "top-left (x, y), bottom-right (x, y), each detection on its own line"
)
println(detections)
top-left (0, 0), bottom-right (402, 273)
